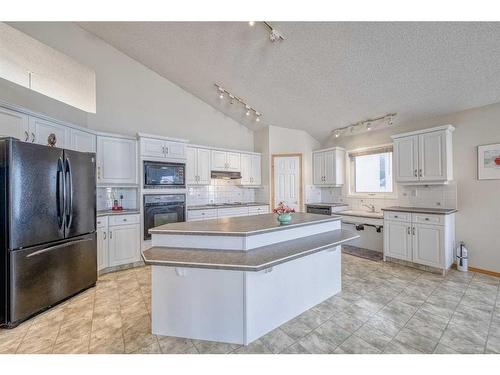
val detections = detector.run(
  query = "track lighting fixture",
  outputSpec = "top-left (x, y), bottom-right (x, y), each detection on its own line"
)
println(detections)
top-left (214, 83), bottom-right (263, 124)
top-left (331, 113), bottom-right (397, 139)
top-left (248, 22), bottom-right (285, 43)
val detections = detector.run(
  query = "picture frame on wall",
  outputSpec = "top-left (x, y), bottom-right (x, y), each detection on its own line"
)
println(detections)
top-left (477, 143), bottom-right (500, 180)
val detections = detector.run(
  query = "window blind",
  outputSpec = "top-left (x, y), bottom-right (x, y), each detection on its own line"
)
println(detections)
top-left (348, 145), bottom-right (393, 158)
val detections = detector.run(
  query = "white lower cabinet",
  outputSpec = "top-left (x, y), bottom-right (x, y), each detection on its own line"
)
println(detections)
top-left (97, 216), bottom-right (109, 271)
top-left (187, 205), bottom-right (269, 222)
top-left (97, 214), bottom-right (141, 271)
top-left (384, 211), bottom-right (454, 273)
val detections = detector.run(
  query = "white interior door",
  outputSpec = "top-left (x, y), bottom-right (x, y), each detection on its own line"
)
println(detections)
top-left (274, 156), bottom-right (301, 212)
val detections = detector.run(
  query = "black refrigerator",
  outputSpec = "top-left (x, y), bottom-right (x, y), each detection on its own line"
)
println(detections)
top-left (0, 137), bottom-right (97, 327)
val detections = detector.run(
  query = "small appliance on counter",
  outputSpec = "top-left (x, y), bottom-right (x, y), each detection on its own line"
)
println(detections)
top-left (111, 194), bottom-right (124, 211)
top-left (305, 202), bottom-right (348, 215)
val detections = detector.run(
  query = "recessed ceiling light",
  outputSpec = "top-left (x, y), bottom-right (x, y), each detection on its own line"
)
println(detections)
top-left (249, 21), bottom-right (255, 27)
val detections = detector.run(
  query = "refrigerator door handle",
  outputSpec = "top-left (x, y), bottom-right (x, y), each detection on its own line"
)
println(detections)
top-left (56, 157), bottom-right (65, 229)
top-left (26, 237), bottom-right (94, 258)
top-left (64, 157), bottom-right (74, 229)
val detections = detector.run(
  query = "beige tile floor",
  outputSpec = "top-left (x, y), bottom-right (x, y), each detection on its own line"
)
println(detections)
top-left (1, 253), bottom-right (499, 354)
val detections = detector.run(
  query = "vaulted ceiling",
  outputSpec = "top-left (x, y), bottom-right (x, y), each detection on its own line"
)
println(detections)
top-left (78, 22), bottom-right (500, 140)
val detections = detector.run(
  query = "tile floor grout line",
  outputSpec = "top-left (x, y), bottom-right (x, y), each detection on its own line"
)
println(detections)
top-left (482, 278), bottom-right (500, 354)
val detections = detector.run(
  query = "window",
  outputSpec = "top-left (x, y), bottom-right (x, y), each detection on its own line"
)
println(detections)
top-left (348, 146), bottom-right (394, 196)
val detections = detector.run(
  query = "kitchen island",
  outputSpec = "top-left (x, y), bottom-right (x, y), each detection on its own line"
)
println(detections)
top-left (142, 213), bottom-right (358, 345)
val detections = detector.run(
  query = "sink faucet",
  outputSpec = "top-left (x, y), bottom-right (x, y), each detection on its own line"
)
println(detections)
top-left (362, 204), bottom-right (376, 213)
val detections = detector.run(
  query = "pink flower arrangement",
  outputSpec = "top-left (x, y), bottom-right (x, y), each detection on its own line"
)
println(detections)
top-left (272, 202), bottom-right (296, 215)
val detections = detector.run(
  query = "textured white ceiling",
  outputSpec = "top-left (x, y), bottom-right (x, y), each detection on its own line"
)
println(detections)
top-left (78, 22), bottom-right (500, 140)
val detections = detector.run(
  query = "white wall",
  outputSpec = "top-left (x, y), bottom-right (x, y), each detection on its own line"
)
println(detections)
top-left (4, 22), bottom-right (254, 151)
top-left (324, 102), bottom-right (500, 273)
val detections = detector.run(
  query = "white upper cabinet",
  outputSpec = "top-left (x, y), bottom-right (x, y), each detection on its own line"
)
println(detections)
top-left (392, 125), bottom-right (454, 184)
top-left (69, 128), bottom-right (96, 153)
top-left (29, 116), bottom-right (69, 148)
top-left (140, 136), bottom-right (186, 160)
top-left (211, 150), bottom-right (241, 172)
top-left (0, 106), bottom-right (29, 141)
top-left (97, 135), bottom-right (137, 185)
top-left (186, 146), bottom-right (211, 185)
top-left (240, 153), bottom-right (261, 186)
top-left (312, 147), bottom-right (345, 186)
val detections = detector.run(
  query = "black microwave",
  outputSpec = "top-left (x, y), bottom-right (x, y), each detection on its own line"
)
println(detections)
top-left (143, 161), bottom-right (185, 188)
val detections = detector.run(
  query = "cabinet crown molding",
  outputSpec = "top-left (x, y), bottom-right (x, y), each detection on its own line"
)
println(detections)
top-left (137, 132), bottom-right (189, 143)
top-left (313, 146), bottom-right (345, 153)
top-left (391, 125), bottom-right (455, 140)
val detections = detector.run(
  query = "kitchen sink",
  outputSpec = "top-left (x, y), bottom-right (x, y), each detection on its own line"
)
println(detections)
top-left (339, 210), bottom-right (384, 219)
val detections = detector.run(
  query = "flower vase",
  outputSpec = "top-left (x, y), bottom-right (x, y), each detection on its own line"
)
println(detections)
top-left (277, 213), bottom-right (292, 225)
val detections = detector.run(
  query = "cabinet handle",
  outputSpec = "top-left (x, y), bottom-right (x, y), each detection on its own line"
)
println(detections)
top-left (424, 217), bottom-right (429, 221)
top-left (31, 132), bottom-right (35, 143)
top-left (123, 218), bottom-right (127, 222)
top-left (414, 169), bottom-right (418, 177)
top-left (419, 169), bottom-right (422, 177)
top-left (412, 227), bottom-right (415, 235)
top-left (97, 166), bottom-right (101, 179)
top-left (165, 147), bottom-right (169, 154)
top-left (24, 131), bottom-right (29, 142)
top-left (103, 231), bottom-right (106, 240)
top-left (109, 231), bottom-right (112, 239)
top-left (407, 227), bottom-right (411, 235)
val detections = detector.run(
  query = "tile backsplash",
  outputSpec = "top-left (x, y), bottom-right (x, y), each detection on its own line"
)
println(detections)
top-left (187, 179), bottom-right (267, 206)
top-left (318, 181), bottom-right (458, 212)
top-left (97, 187), bottom-right (138, 210)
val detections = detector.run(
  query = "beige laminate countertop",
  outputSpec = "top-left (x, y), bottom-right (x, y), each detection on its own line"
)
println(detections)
top-left (142, 229), bottom-right (358, 271)
top-left (149, 212), bottom-right (341, 237)
top-left (97, 209), bottom-right (140, 217)
top-left (382, 206), bottom-right (458, 215)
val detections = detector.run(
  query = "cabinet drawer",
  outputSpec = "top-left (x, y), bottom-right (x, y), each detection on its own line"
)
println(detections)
top-left (248, 206), bottom-right (269, 215)
top-left (188, 209), bottom-right (217, 221)
top-left (217, 207), bottom-right (249, 218)
top-left (384, 211), bottom-right (411, 222)
top-left (96, 217), bottom-right (108, 228)
top-left (412, 213), bottom-right (444, 226)
top-left (109, 214), bottom-right (140, 226)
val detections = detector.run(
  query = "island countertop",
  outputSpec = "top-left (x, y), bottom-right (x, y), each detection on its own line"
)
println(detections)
top-left (143, 229), bottom-right (358, 271)
top-left (149, 212), bottom-right (342, 237)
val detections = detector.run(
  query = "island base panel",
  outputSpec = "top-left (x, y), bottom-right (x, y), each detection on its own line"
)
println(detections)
top-left (151, 245), bottom-right (341, 345)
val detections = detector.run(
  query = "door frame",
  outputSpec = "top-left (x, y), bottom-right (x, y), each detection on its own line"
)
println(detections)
top-left (271, 153), bottom-right (304, 211)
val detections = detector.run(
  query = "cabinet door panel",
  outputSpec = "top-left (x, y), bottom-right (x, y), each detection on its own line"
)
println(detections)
top-left (251, 154), bottom-right (261, 185)
top-left (109, 224), bottom-right (140, 267)
top-left (394, 136), bottom-right (418, 182)
top-left (324, 150), bottom-right (336, 185)
top-left (0, 106), bottom-right (29, 141)
top-left (313, 152), bottom-right (324, 185)
top-left (97, 136), bottom-right (137, 184)
top-left (140, 138), bottom-right (165, 158)
top-left (186, 147), bottom-right (197, 185)
top-left (412, 223), bottom-right (443, 268)
top-left (197, 148), bottom-right (211, 185)
top-left (164, 141), bottom-right (186, 159)
top-left (211, 150), bottom-right (227, 170)
top-left (226, 152), bottom-right (241, 171)
top-left (384, 221), bottom-right (412, 261)
top-left (419, 131), bottom-right (446, 181)
top-left (97, 227), bottom-right (108, 271)
top-left (70, 129), bottom-right (96, 153)
top-left (240, 153), bottom-right (252, 184)
top-left (30, 116), bottom-right (68, 148)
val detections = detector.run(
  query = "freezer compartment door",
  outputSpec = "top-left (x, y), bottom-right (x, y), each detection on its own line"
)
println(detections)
top-left (8, 233), bottom-right (96, 325)
top-left (63, 150), bottom-right (96, 239)
top-left (9, 141), bottom-right (65, 250)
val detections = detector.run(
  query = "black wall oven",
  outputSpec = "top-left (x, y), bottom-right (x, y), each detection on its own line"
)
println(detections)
top-left (143, 161), bottom-right (185, 189)
top-left (143, 194), bottom-right (185, 240)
